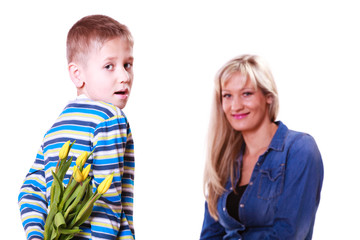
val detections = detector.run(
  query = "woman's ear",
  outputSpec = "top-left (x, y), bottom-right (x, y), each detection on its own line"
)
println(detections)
top-left (266, 94), bottom-right (273, 105)
top-left (68, 62), bottom-right (84, 88)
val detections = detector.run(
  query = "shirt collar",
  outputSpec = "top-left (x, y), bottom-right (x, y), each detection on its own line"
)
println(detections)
top-left (76, 94), bottom-right (88, 99)
top-left (268, 121), bottom-right (288, 152)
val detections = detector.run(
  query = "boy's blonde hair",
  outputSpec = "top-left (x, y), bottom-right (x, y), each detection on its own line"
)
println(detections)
top-left (66, 14), bottom-right (133, 65)
top-left (204, 54), bottom-right (279, 219)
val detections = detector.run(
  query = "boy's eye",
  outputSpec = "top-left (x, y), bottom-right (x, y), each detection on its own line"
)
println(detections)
top-left (124, 63), bottom-right (132, 70)
top-left (105, 64), bottom-right (114, 70)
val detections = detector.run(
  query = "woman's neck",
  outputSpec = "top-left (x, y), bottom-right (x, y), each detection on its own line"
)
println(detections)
top-left (242, 121), bottom-right (278, 157)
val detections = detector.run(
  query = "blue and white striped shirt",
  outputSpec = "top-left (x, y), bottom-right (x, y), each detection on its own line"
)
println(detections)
top-left (19, 97), bottom-right (135, 240)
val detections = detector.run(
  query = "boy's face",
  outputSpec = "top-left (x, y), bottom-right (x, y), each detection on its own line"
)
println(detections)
top-left (78, 37), bottom-right (133, 109)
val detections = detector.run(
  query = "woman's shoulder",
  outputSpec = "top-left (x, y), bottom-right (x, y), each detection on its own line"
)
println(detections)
top-left (284, 127), bottom-right (321, 163)
top-left (287, 128), bottom-right (317, 148)
top-left (275, 121), bottom-right (320, 156)
top-left (280, 124), bottom-right (323, 178)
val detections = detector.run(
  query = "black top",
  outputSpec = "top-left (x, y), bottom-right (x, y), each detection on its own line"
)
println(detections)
top-left (226, 184), bottom-right (248, 221)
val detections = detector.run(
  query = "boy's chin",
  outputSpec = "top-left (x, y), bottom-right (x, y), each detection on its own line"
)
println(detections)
top-left (114, 100), bottom-right (128, 109)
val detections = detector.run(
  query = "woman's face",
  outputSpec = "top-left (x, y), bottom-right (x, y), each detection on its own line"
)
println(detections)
top-left (221, 72), bottom-right (273, 134)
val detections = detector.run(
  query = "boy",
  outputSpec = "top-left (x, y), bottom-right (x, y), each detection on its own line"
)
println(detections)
top-left (18, 15), bottom-right (135, 240)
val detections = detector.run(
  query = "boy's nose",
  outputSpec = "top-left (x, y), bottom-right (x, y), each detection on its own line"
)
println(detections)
top-left (118, 67), bottom-right (130, 83)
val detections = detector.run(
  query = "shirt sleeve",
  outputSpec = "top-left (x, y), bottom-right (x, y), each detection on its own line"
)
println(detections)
top-left (120, 121), bottom-right (135, 237)
top-left (268, 134), bottom-right (324, 239)
top-left (18, 146), bottom-right (47, 240)
top-left (90, 112), bottom-right (135, 240)
top-left (200, 202), bottom-right (226, 239)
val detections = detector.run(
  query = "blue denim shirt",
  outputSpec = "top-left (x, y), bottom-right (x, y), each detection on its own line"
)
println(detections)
top-left (200, 121), bottom-right (324, 240)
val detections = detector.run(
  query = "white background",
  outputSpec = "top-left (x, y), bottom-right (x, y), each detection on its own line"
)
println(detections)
top-left (1, 0), bottom-right (359, 239)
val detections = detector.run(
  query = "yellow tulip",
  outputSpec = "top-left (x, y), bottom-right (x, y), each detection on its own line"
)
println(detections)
top-left (81, 165), bottom-right (91, 181)
top-left (76, 151), bottom-right (88, 168)
top-left (97, 173), bottom-right (114, 194)
top-left (59, 140), bottom-right (71, 160)
top-left (73, 166), bottom-right (83, 183)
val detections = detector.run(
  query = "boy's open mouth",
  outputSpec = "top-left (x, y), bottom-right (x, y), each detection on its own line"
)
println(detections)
top-left (115, 89), bottom-right (128, 95)
top-left (114, 88), bottom-right (129, 100)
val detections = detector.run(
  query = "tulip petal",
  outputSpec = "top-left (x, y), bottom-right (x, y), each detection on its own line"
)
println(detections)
top-left (76, 151), bottom-right (88, 169)
top-left (73, 166), bottom-right (83, 183)
top-left (81, 165), bottom-right (91, 181)
top-left (97, 173), bottom-right (114, 194)
top-left (59, 140), bottom-right (71, 160)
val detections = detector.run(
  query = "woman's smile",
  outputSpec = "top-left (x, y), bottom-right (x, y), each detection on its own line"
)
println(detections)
top-left (232, 112), bottom-right (249, 119)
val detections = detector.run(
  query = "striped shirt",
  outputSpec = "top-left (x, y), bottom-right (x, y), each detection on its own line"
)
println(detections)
top-left (18, 97), bottom-right (135, 240)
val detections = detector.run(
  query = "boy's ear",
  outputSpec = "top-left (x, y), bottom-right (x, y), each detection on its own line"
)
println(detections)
top-left (68, 63), bottom-right (84, 88)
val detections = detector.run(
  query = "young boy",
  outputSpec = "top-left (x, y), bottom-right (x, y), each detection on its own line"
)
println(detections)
top-left (18, 15), bottom-right (135, 240)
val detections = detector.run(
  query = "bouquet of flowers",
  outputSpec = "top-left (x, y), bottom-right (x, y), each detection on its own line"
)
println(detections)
top-left (44, 141), bottom-right (113, 240)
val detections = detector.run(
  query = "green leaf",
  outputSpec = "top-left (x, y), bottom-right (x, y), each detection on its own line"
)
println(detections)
top-left (64, 177), bottom-right (91, 220)
top-left (44, 171), bottom-right (63, 239)
top-left (59, 180), bottom-right (78, 211)
top-left (59, 227), bottom-right (81, 234)
top-left (58, 157), bottom-right (73, 183)
top-left (79, 181), bottom-right (93, 209)
top-left (54, 212), bottom-right (66, 230)
top-left (58, 233), bottom-right (76, 240)
top-left (50, 224), bottom-right (57, 240)
top-left (68, 193), bottom-right (100, 228)
top-left (75, 194), bottom-right (101, 227)
top-left (50, 168), bottom-right (64, 208)
top-left (66, 211), bottom-right (77, 224)
top-left (52, 171), bottom-right (64, 205)
top-left (63, 182), bottom-right (83, 211)
top-left (68, 180), bottom-right (93, 223)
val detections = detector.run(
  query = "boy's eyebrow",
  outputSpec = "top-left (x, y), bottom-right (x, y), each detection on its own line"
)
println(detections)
top-left (103, 56), bottom-right (134, 62)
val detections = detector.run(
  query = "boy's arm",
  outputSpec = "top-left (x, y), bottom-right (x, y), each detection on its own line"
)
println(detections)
top-left (121, 121), bottom-right (135, 236)
top-left (90, 111), bottom-right (135, 239)
top-left (18, 147), bottom-right (47, 240)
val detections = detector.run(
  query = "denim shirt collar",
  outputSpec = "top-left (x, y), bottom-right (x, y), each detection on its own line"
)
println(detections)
top-left (267, 121), bottom-right (288, 152)
top-left (234, 121), bottom-right (288, 176)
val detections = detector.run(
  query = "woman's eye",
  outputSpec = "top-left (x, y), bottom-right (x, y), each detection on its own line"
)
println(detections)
top-left (105, 64), bottom-right (114, 70)
top-left (222, 93), bottom-right (231, 99)
top-left (243, 92), bottom-right (253, 97)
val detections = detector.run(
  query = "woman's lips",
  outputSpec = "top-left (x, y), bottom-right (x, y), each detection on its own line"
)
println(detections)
top-left (232, 113), bottom-right (249, 119)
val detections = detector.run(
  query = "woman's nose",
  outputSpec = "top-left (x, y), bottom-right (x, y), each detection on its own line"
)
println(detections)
top-left (231, 96), bottom-right (243, 110)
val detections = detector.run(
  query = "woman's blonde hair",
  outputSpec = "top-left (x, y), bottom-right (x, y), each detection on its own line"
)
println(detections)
top-left (203, 54), bottom-right (279, 219)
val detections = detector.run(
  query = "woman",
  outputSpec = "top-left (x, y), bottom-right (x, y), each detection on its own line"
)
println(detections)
top-left (200, 55), bottom-right (323, 239)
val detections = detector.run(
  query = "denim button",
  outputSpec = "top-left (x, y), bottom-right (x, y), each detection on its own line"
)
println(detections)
top-left (240, 204), bottom-right (244, 208)
top-left (223, 207), bottom-right (226, 211)
top-left (249, 181), bottom-right (253, 185)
